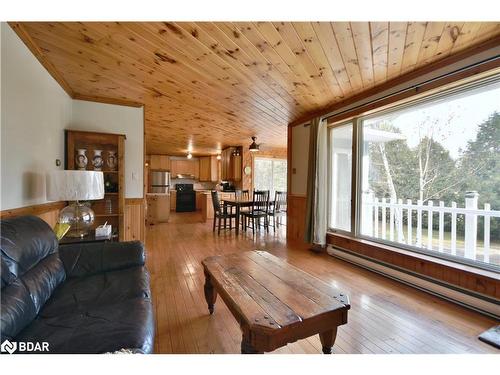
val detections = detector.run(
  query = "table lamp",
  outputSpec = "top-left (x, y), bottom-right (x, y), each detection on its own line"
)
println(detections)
top-left (47, 170), bottom-right (104, 237)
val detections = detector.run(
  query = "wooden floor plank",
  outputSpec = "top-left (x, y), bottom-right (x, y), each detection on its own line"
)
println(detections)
top-left (145, 212), bottom-right (498, 354)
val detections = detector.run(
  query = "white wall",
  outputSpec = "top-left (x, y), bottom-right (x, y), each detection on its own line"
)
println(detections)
top-left (1, 23), bottom-right (144, 210)
top-left (291, 124), bottom-right (310, 196)
top-left (71, 100), bottom-right (144, 198)
top-left (1, 23), bottom-right (72, 210)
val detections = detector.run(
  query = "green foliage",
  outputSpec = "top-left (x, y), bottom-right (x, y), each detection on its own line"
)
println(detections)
top-left (458, 111), bottom-right (500, 237)
top-left (367, 111), bottom-right (500, 239)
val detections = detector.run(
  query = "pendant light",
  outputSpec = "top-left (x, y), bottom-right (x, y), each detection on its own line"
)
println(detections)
top-left (249, 136), bottom-right (259, 152)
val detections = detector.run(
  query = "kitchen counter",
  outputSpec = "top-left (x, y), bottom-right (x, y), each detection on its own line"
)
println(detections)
top-left (199, 191), bottom-right (214, 222)
top-left (146, 193), bottom-right (170, 224)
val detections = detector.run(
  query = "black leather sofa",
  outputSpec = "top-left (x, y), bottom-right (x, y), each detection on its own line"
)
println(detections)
top-left (1, 215), bottom-right (154, 354)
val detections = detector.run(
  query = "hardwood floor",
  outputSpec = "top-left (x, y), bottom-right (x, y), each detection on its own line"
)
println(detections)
top-left (146, 212), bottom-right (498, 354)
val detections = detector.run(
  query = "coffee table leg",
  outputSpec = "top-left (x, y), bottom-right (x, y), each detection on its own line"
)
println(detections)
top-left (241, 334), bottom-right (262, 354)
top-left (319, 328), bottom-right (338, 354)
top-left (203, 270), bottom-right (217, 314)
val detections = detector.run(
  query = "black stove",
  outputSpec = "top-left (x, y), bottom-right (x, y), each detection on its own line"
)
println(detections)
top-left (175, 184), bottom-right (196, 212)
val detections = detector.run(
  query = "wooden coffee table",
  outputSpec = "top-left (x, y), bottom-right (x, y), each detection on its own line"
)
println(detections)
top-left (202, 250), bottom-right (350, 354)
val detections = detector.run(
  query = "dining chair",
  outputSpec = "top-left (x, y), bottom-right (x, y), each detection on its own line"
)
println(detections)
top-left (242, 190), bottom-right (269, 234)
top-left (236, 189), bottom-right (251, 229)
top-left (211, 191), bottom-right (237, 235)
top-left (268, 191), bottom-right (287, 232)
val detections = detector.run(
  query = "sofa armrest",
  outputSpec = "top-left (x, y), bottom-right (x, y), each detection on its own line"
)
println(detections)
top-left (58, 241), bottom-right (145, 278)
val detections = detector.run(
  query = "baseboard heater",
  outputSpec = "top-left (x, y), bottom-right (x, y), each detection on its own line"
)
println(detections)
top-left (327, 245), bottom-right (500, 319)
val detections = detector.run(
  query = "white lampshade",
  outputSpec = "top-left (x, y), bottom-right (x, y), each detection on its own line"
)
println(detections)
top-left (46, 170), bottom-right (104, 201)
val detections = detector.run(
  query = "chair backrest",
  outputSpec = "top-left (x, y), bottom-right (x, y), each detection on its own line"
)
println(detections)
top-left (252, 190), bottom-right (269, 212)
top-left (211, 191), bottom-right (222, 214)
top-left (274, 191), bottom-right (287, 213)
top-left (235, 190), bottom-right (250, 201)
top-left (241, 190), bottom-right (250, 201)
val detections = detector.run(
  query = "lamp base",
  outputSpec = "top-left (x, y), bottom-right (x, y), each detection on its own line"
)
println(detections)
top-left (59, 201), bottom-right (95, 238)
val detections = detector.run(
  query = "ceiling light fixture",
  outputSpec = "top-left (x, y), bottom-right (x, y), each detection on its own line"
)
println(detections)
top-left (249, 136), bottom-right (259, 152)
top-left (187, 153), bottom-right (192, 159)
top-left (216, 154), bottom-right (221, 160)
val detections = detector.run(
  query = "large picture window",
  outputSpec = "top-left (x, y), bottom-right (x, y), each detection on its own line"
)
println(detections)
top-left (328, 76), bottom-right (500, 271)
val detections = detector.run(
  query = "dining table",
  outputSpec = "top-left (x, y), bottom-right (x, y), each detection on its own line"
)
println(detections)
top-left (222, 198), bottom-right (274, 235)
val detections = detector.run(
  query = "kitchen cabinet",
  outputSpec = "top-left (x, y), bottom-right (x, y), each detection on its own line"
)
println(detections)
top-left (196, 191), bottom-right (204, 210)
top-left (233, 154), bottom-right (242, 181)
top-left (170, 159), bottom-right (199, 178)
top-left (199, 156), bottom-right (219, 182)
top-left (149, 154), bottom-right (170, 170)
top-left (221, 147), bottom-right (242, 182)
top-left (201, 192), bottom-right (215, 222)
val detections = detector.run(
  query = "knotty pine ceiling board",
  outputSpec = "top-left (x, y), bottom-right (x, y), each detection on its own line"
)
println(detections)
top-left (12, 22), bottom-right (500, 155)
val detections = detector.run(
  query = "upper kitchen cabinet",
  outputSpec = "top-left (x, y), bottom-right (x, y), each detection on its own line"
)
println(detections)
top-left (221, 147), bottom-right (242, 182)
top-left (199, 156), bottom-right (219, 182)
top-left (149, 154), bottom-right (170, 170)
top-left (171, 159), bottom-right (199, 179)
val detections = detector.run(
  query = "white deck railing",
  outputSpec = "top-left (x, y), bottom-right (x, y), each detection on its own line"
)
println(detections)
top-left (362, 191), bottom-right (500, 265)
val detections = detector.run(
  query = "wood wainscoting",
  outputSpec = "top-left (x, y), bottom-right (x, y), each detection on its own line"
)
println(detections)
top-left (0, 201), bottom-right (65, 227)
top-left (124, 198), bottom-right (146, 242)
top-left (1, 199), bottom-right (145, 243)
top-left (287, 195), bottom-right (307, 242)
top-left (328, 233), bottom-right (500, 301)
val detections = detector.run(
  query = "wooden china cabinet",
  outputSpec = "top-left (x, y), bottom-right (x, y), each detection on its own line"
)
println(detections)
top-left (65, 130), bottom-right (126, 241)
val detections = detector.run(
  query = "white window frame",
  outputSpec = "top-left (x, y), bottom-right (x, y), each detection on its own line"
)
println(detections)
top-left (327, 120), bottom-right (356, 235)
top-left (326, 73), bottom-right (500, 273)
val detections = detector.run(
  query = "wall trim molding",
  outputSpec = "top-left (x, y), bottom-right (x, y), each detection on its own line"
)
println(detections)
top-left (73, 93), bottom-right (144, 108)
top-left (0, 201), bottom-right (66, 219)
top-left (8, 22), bottom-right (145, 111)
top-left (8, 22), bottom-right (74, 98)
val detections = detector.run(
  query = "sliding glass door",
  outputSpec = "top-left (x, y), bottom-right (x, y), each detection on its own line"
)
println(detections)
top-left (253, 158), bottom-right (287, 195)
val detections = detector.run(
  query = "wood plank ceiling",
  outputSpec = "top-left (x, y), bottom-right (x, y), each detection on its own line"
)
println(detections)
top-left (12, 22), bottom-right (500, 155)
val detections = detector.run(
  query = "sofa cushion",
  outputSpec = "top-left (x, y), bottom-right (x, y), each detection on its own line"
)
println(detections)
top-left (1, 216), bottom-right (58, 285)
top-left (1, 252), bottom-right (65, 340)
top-left (22, 254), bottom-right (66, 314)
top-left (39, 266), bottom-right (150, 318)
top-left (15, 297), bottom-right (155, 354)
top-left (59, 241), bottom-right (145, 278)
top-left (0, 278), bottom-right (37, 341)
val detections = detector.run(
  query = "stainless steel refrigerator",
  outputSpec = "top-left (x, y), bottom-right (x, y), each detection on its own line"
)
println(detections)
top-left (150, 171), bottom-right (171, 193)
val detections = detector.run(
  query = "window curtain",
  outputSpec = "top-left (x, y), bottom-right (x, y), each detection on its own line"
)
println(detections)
top-left (304, 116), bottom-right (328, 246)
